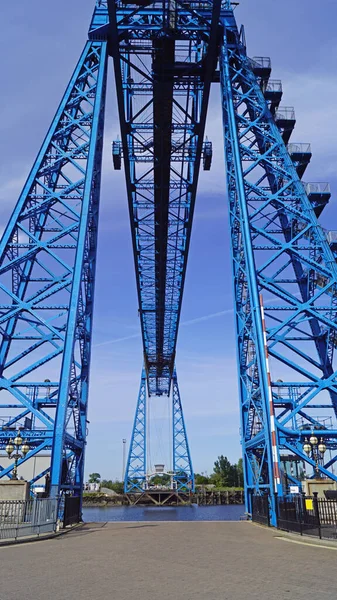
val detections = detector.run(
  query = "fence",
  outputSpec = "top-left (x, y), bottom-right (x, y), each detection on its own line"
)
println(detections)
top-left (304, 182), bottom-right (331, 195)
top-left (251, 494), bottom-right (270, 526)
top-left (0, 498), bottom-right (58, 541)
top-left (251, 493), bottom-right (337, 539)
top-left (64, 495), bottom-right (81, 527)
top-left (277, 495), bottom-right (321, 537)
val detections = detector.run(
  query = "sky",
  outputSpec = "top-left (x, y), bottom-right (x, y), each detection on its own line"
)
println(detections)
top-left (1, 0), bottom-right (337, 481)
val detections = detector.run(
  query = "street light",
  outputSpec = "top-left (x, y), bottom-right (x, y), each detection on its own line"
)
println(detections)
top-left (303, 435), bottom-right (326, 477)
top-left (6, 430), bottom-right (30, 480)
top-left (122, 438), bottom-right (127, 481)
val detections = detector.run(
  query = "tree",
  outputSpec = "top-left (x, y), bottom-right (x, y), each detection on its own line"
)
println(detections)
top-left (101, 479), bottom-right (113, 489)
top-left (101, 479), bottom-right (124, 494)
top-left (212, 456), bottom-right (244, 488)
top-left (88, 472), bottom-right (101, 483)
top-left (195, 473), bottom-right (210, 485)
top-left (237, 458), bottom-right (243, 487)
top-left (213, 455), bottom-right (232, 487)
top-left (150, 474), bottom-right (171, 486)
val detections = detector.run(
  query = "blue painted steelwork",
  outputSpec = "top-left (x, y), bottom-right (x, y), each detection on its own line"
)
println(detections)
top-left (0, 3), bottom-right (108, 500)
top-left (108, 0), bottom-right (222, 396)
top-left (124, 370), bottom-right (147, 493)
top-left (220, 12), bottom-right (337, 525)
top-left (3, 0), bottom-right (337, 519)
top-left (124, 367), bottom-right (194, 493)
top-left (172, 370), bottom-right (194, 492)
top-left (110, 0), bottom-right (229, 492)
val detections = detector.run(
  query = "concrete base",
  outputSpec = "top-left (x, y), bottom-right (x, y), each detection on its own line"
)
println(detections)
top-left (0, 480), bottom-right (30, 501)
top-left (302, 478), bottom-right (337, 498)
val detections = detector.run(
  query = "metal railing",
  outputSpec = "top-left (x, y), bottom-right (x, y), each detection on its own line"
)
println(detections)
top-left (318, 498), bottom-right (337, 526)
top-left (275, 107), bottom-right (296, 121)
top-left (265, 79), bottom-right (282, 93)
top-left (327, 230), bottom-right (337, 245)
top-left (252, 494), bottom-right (270, 526)
top-left (64, 496), bottom-right (81, 528)
top-left (304, 182), bottom-right (331, 195)
top-left (0, 498), bottom-right (58, 541)
top-left (287, 143), bottom-right (311, 154)
top-left (276, 495), bottom-right (321, 537)
top-left (114, 1), bottom-right (226, 9)
top-left (250, 56), bottom-right (271, 69)
top-left (251, 493), bottom-right (337, 539)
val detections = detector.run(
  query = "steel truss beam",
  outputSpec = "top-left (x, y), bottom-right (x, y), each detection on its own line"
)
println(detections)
top-left (220, 15), bottom-right (337, 524)
top-left (4, 1), bottom-right (336, 522)
top-left (124, 369), bottom-right (147, 493)
top-left (111, 1), bottom-right (231, 493)
top-left (108, 0), bottom-right (224, 395)
top-left (172, 370), bottom-right (194, 492)
top-left (0, 6), bottom-right (108, 498)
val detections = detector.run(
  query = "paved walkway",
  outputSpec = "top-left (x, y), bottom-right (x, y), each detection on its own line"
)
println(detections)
top-left (0, 522), bottom-right (336, 600)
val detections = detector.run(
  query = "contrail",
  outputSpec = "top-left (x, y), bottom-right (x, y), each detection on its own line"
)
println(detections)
top-left (93, 308), bottom-right (232, 347)
top-left (181, 308), bottom-right (234, 326)
top-left (93, 292), bottom-right (294, 349)
top-left (94, 332), bottom-right (141, 348)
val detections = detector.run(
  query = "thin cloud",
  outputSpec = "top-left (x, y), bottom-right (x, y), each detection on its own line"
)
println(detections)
top-left (93, 308), bottom-right (233, 348)
top-left (93, 290), bottom-right (300, 349)
top-left (94, 332), bottom-right (141, 348)
top-left (181, 309), bottom-right (233, 326)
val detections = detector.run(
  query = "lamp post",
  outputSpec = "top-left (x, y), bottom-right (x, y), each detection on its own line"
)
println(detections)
top-left (122, 438), bottom-right (127, 482)
top-left (5, 430), bottom-right (30, 480)
top-left (303, 434), bottom-right (326, 478)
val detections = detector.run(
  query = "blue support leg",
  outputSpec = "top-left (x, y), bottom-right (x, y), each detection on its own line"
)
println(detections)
top-left (124, 369), bottom-right (147, 493)
top-left (0, 31), bottom-right (108, 502)
top-left (50, 41), bottom-right (108, 499)
top-left (219, 13), bottom-right (337, 526)
top-left (172, 370), bottom-right (194, 493)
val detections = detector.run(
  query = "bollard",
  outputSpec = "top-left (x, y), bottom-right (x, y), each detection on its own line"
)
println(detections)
top-left (312, 492), bottom-right (322, 539)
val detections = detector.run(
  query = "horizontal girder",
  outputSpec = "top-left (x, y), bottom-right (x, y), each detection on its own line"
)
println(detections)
top-left (108, 0), bottom-right (224, 394)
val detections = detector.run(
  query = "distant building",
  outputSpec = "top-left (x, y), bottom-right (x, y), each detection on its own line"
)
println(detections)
top-left (0, 452), bottom-right (50, 491)
top-left (84, 482), bottom-right (100, 492)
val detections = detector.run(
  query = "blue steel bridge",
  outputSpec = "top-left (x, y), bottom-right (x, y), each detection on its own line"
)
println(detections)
top-left (0, 1), bottom-right (337, 526)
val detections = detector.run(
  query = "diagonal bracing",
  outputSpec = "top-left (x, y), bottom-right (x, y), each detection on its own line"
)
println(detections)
top-left (220, 13), bottom-right (337, 524)
top-left (0, 24), bottom-right (108, 497)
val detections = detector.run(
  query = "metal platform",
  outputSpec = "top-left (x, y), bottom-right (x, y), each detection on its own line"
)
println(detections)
top-left (125, 490), bottom-right (192, 506)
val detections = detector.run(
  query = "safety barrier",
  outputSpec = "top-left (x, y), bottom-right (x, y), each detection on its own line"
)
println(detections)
top-left (251, 494), bottom-right (270, 527)
top-left (277, 495), bottom-right (321, 537)
top-left (0, 498), bottom-right (58, 541)
top-left (304, 182), bottom-right (331, 195)
top-left (63, 495), bottom-right (81, 527)
top-left (251, 493), bottom-right (337, 539)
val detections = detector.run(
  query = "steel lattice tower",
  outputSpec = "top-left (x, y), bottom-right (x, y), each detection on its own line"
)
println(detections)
top-left (1, 1), bottom-right (337, 525)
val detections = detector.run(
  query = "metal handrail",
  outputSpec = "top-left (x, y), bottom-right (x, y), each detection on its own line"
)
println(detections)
top-left (265, 79), bottom-right (282, 93)
top-left (327, 230), bottom-right (337, 245)
top-left (0, 498), bottom-right (58, 541)
top-left (288, 143), bottom-right (311, 154)
top-left (275, 107), bottom-right (296, 121)
top-left (305, 182), bottom-right (331, 194)
top-left (251, 56), bottom-right (271, 69)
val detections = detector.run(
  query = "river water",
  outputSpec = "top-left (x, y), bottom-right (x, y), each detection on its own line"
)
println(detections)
top-left (82, 504), bottom-right (244, 522)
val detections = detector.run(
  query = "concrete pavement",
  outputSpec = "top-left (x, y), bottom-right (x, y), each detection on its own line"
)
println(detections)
top-left (0, 521), bottom-right (336, 600)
